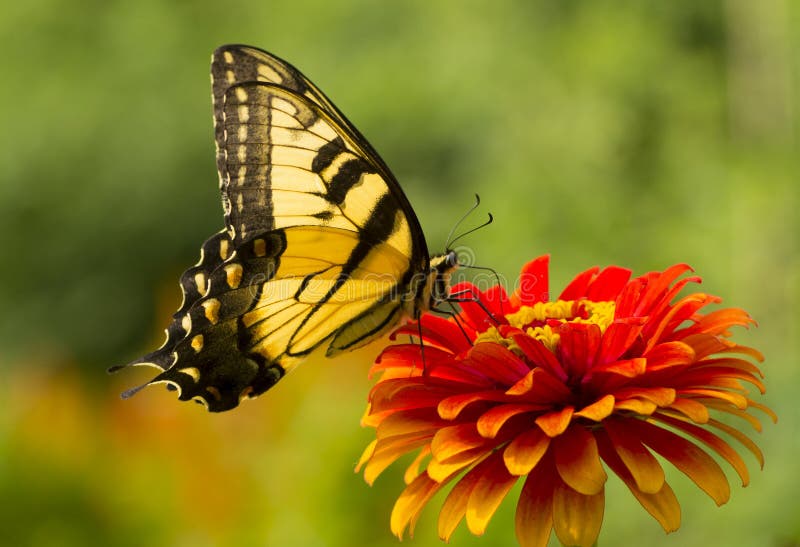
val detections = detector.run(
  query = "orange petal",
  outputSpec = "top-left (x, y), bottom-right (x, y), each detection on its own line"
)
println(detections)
top-left (698, 356), bottom-right (765, 377)
top-left (404, 446), bottom-right (431, 485)
top-left (746, 398), bottom-right (778, 423)
top-left (644, 341), bottom-right (695, 372)
top-left (614, 398), bottom-right (657, 415)
top-left (515, 458), bottom-right (556, 547)
top-left (627, 418), bottom-right (730, 505)
top-left (652, 413), bottom-right (750, 486)
top-left (596, 430), bottom-right (680, 532)
top-left (438, 390), bottom-right (513, 420)
top-left (375, 408), bottom-right (447, 439)
top-left (506, 367), bottom-right (571, 400)
top-left (390, 473), bottom-right (447, 539)
top-left (613, 386), bottom-right (676, 407)
top-left (574, 394), bottom-right (615, 421)
top-left (536, 406), bottom-right (574, 437)
top-left (643, 294), bottom-right (708, 354)
top-left (708, 418), bottom-right (764, 468)
top-left (431, 423), bottom-right (485, 461)
top-left (552, 480), bottom-right (605, 547)
top-left (466, 452), bottom-right (520, 535)
top-left (428, 447), bottom-right (491, 482)
top-left (356, 439), bottom-right (376, 474)
top-left (679, 388), bottom-right (747, 409)
top-left (590, 357), bottom-right (646, 378)
top-left (553, 426), bottom-right (607, 495)
top-left (477, 403), bottom-right (542, 438)
top-left (668, 398), bottom-right (710, 423)
top-left (504, 427), bottom-right (551, 475)
top-left (364, 432), bottom-right (433, 485)
top-left (603, 418), bottom-right (665, 494)
top-left (437, 460), bottom-right (482, 541)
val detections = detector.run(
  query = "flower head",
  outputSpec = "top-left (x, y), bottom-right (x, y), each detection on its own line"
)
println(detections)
top-left (357, 256), bottom-right (775, 547)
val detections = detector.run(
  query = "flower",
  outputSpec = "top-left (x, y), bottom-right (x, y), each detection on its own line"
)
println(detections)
top-left (357, 255), bottom-right (776, 547)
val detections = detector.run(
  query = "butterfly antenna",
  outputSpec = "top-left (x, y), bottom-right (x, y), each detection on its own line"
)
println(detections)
top-left (448, 213), bottom-right (493, 250)
top-left (445, 194), bottom-right (482, 250)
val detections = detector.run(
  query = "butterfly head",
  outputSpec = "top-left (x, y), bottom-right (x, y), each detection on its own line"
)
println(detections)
top-left (425, 250), bottom-right (459, 310)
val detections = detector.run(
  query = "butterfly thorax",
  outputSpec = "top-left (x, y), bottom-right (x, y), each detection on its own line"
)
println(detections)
top-left (411, 250), bottom-right (459, 316)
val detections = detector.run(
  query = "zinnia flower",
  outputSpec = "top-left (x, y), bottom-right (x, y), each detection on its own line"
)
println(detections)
top-left (357, 255), bottom-right (775, 547)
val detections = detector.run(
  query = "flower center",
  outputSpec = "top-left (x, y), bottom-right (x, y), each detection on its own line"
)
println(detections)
top-left (476, 300), bottom-right (615, 352)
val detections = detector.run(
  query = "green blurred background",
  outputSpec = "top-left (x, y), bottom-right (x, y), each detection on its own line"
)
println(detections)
top-left (1, 1), bottom-right (797, 546)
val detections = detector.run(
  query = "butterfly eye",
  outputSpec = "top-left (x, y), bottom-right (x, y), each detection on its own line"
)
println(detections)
top-left (447, 251), bottom-right (459, 267)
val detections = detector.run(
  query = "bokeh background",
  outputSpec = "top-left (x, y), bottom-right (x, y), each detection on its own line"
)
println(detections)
top-left (1, 1), bottom-right (797, 546)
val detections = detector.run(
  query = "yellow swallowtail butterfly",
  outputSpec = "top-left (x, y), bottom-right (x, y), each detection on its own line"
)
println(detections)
top-left (112, 44), bottom-right (462, 411)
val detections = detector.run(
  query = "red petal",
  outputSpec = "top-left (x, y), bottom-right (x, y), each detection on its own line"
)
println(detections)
top-left (515, 457), bottom-right (556, 547)
top-left (514, 255), bottom-right (551, 306)
top-left (504, 427), bottom-right (551, 475)
top-left (553, 426), bottom-right (607, 495)
top-left (585, 265), bottom-right (632, 301)
top-left (557, 323), bottom-right (601, 378)
top-left (632, 264), bottom-right (694, 317)
top-left (595, 318), bottom-right (646, 364)
top-left (393, 314), bottom-right (472, 353)
top-left (466, 452), bottom-right (520, 535)
top-left (622, 417), bottom-right (731, 505)
top-left (467, 342), bottom-right (531, 385)
top-left (614, 277), bottom-right (645, 318)
top-left (482, 283), bottom-right (512, 318)
top-left (552, 480), bottom-right (605, 547)
top-left (511, 333), bottom-right (568, 381)
top-left (559, 266), bottom-right (600, 301)
top-left (603, 417), bottom-right (665, 493)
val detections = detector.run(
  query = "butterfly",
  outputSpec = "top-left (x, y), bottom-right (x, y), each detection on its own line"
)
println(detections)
top-left (111, 44), bottom-right (462, 411)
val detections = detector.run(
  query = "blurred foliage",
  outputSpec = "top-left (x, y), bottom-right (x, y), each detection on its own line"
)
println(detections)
top-left (0, 0), bottom-right (797, 546)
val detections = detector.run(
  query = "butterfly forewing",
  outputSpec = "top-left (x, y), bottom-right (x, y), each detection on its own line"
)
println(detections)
top-left (114, 46), bottom-right (434, 411)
